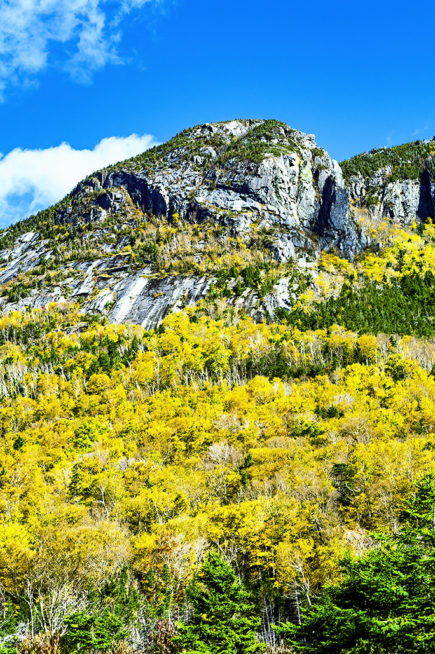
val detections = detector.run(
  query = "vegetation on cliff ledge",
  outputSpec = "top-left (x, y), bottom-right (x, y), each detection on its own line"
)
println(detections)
top-left (341, 139), bottom-right (435, 182)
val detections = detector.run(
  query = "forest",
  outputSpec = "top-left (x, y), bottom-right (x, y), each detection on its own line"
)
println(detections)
top-left (0, 221), bottom-right (434, 653)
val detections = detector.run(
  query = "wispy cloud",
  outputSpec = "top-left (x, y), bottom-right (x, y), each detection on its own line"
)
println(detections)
top-left (0, 0), bottom-right (156, 97)
top-left (0, 133), bottom-right (157, 228)
top-left (411, 125), bottom-right (430, 137)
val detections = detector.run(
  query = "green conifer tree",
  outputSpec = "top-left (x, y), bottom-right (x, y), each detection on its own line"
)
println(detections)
top-left (176, 551), bottom-right (265, 653)
top-left (68, 463), bottom-right (81, 501)
top-left (275, 474), bottom-right (435, 653)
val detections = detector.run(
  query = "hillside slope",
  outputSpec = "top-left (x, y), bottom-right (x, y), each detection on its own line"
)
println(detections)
top-left (0, 122), bottom-right (434, 653)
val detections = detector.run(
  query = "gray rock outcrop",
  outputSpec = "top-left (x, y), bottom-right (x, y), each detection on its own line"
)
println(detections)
top-left (342, 140), bottom-right (435, 224)
top-left (83, 119), bottom-right (364, 259)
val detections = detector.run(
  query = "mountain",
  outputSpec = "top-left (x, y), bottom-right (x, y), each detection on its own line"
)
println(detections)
top-left (0, 119), bottom-right (368, 328)
top-left (1, 120), bottom-right (433, 330)
top-left (1, 121), bottom-right (434, 654)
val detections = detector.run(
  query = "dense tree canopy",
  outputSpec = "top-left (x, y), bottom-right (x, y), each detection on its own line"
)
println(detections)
top-left (0, 220), bottom-right (434, 653)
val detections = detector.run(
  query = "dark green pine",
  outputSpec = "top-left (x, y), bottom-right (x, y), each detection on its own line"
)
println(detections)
top-left (176, 551), bottom-right (265, 653)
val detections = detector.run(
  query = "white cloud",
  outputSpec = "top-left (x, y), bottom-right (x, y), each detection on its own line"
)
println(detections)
top-left (0, 0), bottom-right (155, 96)
top-left (0, 133), bottom-right (157, 227)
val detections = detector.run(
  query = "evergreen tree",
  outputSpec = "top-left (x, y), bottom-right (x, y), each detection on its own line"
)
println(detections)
top-left (63, 611), bottom-right (125, 653)
top-left (275, 474), bottom-right (435, 653)
top-left (176, 552), bottom-right (265, 653)
top-left (68, 463), bottom-right (81, 501)
top-left (62, 566), bottom-right (140, 652)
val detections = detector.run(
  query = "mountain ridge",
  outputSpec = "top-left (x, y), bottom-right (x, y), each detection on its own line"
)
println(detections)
top-left (0, 119), bottom-right (433, 329)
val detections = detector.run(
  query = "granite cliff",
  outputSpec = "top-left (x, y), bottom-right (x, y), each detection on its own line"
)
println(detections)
top-left (342, 138), bottom-right (435, 224)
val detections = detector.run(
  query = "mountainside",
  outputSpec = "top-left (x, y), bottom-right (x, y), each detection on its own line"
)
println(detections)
top-left (1, 121), bottom-right (434, 331)
top-left (1, 121), bottom-right (435, 654)
top-left (0, 120), bottom-right (367, 328)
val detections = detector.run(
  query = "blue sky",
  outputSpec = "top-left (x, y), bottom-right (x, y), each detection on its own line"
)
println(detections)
top-left (0, 0), bottom-right (434, 227)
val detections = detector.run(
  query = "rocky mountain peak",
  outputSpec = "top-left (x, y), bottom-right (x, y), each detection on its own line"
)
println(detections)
top-left (0, 119), bottom-right (371, 327)
top-left (74, 118), bottom-right (361, 258)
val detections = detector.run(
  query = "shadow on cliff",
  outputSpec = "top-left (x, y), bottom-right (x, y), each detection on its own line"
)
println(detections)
top-left (417, 170), bottom-right (435, 222)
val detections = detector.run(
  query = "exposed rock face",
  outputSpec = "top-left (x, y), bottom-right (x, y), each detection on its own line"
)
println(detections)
top-left (0, 119), bottom-right (367, 328)
top-left (347, 171), bottom-right (435, 224)
top-left (0, 229), bottom-right (302, 328)
top-left (75, 119), bottom-right (365, 259)
top-left (342, 140), bottom-right (435, 224)
top-left (0, 234), bottom-right (212, 329)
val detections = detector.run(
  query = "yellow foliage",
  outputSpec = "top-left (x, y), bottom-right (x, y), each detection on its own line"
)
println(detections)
top-left (0, 296), bottom-right (433, 600)
top-left (0, 523), bottom-right (35, 592)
